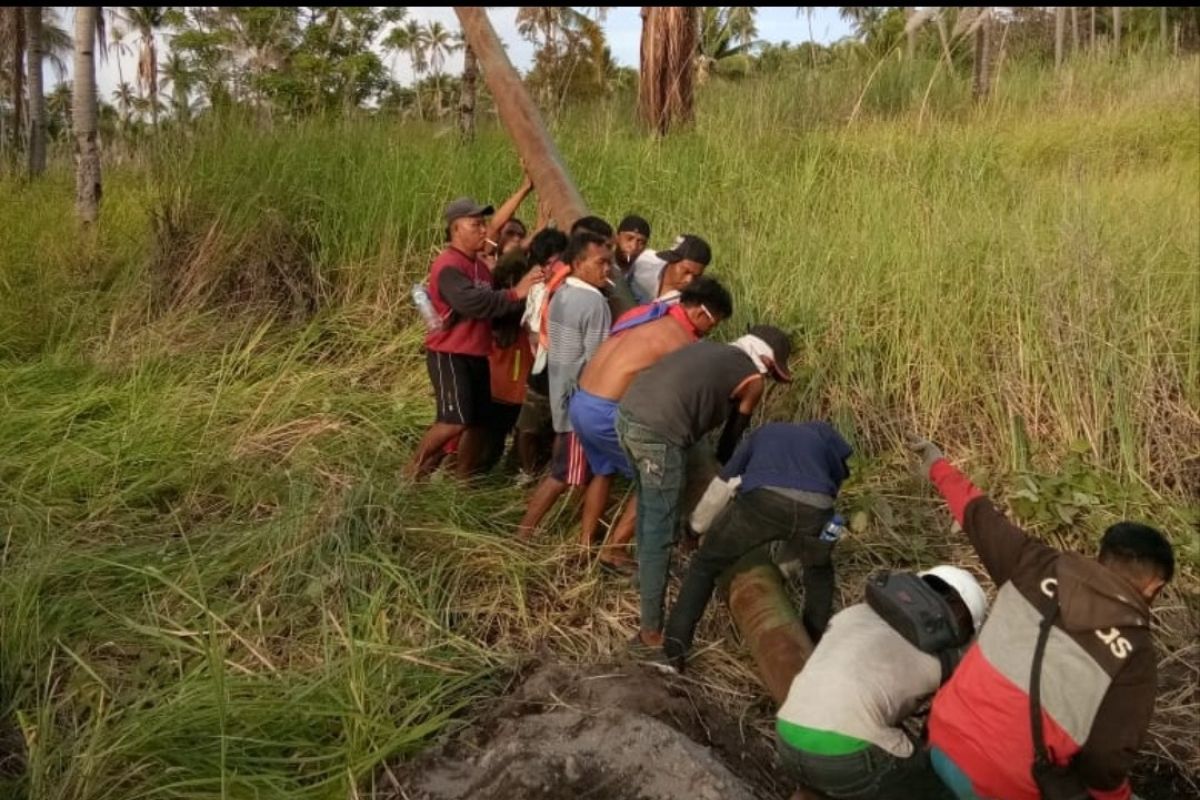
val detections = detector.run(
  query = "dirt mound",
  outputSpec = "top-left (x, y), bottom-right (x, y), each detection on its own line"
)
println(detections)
top-left (385, 662), bottom-right (787, 800)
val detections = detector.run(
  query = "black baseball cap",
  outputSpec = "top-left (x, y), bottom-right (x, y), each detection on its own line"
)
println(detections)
top-left (443, 196), bottom-right (494, 225)
top-left (618, 214), bottom-right (651, 238)
top-left (747, 324), bottom-right (794, 382)
top-left (657, 234), bottom-right (711, 266)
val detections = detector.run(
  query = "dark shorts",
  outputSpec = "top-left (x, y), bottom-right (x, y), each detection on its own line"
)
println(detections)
top-left (516, 387), bottom-right (553, 435)
top-left (550, 432), bottom-right (592, 486)
top-left (426, 351), bottom-right (490, 426)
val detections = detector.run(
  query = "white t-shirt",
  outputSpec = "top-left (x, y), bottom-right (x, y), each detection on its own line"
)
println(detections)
top-left (628, 249), bottom-right (668, 304)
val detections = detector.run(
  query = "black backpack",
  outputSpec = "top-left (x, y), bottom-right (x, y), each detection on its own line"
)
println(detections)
top-left (865, 571), bottom-right (972, 684)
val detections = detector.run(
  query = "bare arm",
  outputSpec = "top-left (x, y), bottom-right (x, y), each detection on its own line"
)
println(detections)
top-left (488, 171), bottom-right (534, 243)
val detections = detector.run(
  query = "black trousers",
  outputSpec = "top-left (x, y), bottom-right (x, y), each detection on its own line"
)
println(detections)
top-left (663, 488), bottom-right (835, 663)
top-left (777, 734), bottom-right (955, 800)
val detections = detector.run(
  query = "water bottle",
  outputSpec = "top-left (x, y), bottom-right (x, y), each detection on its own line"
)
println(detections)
top-left (819, 513), bottom-right (847, 544)
top-left (411, 283), bottom-right (442, 332)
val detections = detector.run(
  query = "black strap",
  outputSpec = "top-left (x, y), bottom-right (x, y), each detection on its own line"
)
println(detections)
top-left (937, 645), bottom-right (964, 686)
top-left (1029, 597), bottom-right (1059, 767)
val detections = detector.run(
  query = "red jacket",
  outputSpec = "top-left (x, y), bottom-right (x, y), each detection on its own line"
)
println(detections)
top-left (425, 246), bottom-right (523, 357)
top-left (928, 460), bottom-right (1155, 800)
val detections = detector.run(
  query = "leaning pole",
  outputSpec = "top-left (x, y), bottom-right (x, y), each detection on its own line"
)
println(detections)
top-left (453, 8), bottom-right (814, 700)
top-left (453, 7), bottom-right (589, 227)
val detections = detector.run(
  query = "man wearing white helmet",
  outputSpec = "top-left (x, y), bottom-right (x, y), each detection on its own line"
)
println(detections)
top-left (775, 565), bottom-right (988, 800)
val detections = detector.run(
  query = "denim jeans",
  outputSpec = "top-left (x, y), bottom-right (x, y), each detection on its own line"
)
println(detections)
top-left (616, 410), bottom-right (688, 633)
top-left (664, 488), bottom-right (835, 663)
top-left (778, 734), bottom-right (955, 800)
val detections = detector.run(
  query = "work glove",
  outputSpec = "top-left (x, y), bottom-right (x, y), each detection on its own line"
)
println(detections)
top-left (905, 434), bottom-right (944, 481)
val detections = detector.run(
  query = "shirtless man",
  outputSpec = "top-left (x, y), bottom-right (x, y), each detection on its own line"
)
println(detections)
top-left (569, 276), bottom-right (734, 569)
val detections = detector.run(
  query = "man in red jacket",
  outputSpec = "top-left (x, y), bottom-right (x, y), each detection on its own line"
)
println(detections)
top-left (405, 197), bottom-right (544, 480)
top-left (907, 436), bottom-right (1174, 800)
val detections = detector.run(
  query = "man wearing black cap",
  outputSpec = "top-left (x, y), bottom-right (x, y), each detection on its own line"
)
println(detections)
top-left (616, 324), bottom-right (794, 653)
top-left (629, 233), bottom-right (711, 305)
top-left (405, 197), bottom-right (545, 480)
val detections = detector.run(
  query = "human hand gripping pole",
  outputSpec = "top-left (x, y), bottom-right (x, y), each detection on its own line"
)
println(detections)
top-left (905, 434), bottom-right (944, 480)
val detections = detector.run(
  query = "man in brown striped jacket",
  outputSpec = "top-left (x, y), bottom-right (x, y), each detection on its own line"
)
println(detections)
top-left (908, 437), bottom-right (1174, 800)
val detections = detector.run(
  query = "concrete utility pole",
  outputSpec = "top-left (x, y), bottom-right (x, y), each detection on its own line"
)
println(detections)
top-left (452, 7), bottom-right (588, 228)
top-left (724, 559), bottom-right (815, 703)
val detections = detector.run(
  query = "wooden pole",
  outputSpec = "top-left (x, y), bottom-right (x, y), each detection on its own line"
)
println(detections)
top-left (453, 7), bottom-right (588, 228)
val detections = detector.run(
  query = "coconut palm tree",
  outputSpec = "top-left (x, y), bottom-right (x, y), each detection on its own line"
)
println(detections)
top-left (951, 7), bottom-right (994, 100)
top-left (638, 6), bottom-right (698, 136)
top-left (383, 18), bottom-right (428, 118)
top-left (45, 80), bottom-right (70, 138)
top-left (74, 6), bottom-right (102, 223)
top-left (1055, 7), bottom-right (1066, 68)
top-left (112, 79), bottom-right (136, 127)
top-left (120, 7), bottom-right (163, 128)
top-left (108, 22), bottom-right (130, 86)
top-left (26, 5), bottom-right (46, 174)
top-left (424, 20), bottom-right (459, 117)
top-left (5, 7), bottom-right (25, 151)
top-left (697, 7), bottom-right (762, 82)
top-left (455, 30), bottom-right (477, 138)
top-left (159, 50), bottom-right (194, 122)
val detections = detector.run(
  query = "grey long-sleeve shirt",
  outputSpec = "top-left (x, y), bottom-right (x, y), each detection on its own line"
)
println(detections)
top-left (547, 278), bottom-right (610, 432)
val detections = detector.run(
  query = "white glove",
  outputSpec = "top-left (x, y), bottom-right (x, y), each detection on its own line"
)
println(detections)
top-left (689, 476), bottom-right (741, 535)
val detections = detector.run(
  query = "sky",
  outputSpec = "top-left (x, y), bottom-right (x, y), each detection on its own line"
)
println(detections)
top-left (58, 7), bottom-right (855, 99)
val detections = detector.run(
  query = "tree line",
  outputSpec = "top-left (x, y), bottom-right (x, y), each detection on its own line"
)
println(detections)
top-left (2, 7), bottom-right (1197, 222)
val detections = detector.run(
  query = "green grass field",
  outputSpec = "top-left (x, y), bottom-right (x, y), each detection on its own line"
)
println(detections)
top-left (1, 54), bottom-right (1197, 798)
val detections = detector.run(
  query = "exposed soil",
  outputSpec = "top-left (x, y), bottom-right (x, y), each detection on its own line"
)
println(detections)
top-left (383, 661), bottom-right (788, 800)
top-left (381, 658), bottom-right (1198, 800)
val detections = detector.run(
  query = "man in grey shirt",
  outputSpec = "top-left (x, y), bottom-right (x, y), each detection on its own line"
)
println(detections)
top-left (776, 566), bottom-right (987, 800)
top-left (517, 231), bottom-right (613, 539)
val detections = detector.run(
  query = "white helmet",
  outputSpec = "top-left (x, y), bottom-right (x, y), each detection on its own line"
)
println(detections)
top-left (920, 565), bottom-right (988, 634)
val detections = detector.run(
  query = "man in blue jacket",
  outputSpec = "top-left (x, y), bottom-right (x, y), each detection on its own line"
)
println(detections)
top-left (662, 421), bottom-right (853, 671)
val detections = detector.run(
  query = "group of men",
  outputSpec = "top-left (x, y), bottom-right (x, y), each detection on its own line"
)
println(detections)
top-left (404, 185), bottom-right (1177, 800)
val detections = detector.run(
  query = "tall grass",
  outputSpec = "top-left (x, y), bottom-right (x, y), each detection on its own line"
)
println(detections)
top-left (1, 55), bottom-right (1197, 798)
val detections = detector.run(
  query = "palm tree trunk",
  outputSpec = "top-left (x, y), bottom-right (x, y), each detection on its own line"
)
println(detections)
top-left (150, 42), bottom-right (159, 130)
top-left (1112, 7), bottom-right (1122, 52)
top-left (905, 7), bottom-right (917, 60)
top-left (1071, 7), bottom-right (1080, 51)
top-left (9, 6), bottom-right (25, 152)
top-left (453, 7), bottom-right (587, 226)
top-left (972, 12), bottom-right (992, 102)
top-left (935, 13), bottom-right (956, 75)
top-left (638, 6), bottom-right (698, 137)
top-left (26, 6), bottom-right (46, 176)
top-left (73, 6), bottom-right (101, 224)
top-left (459, 43), bottom-right (477, 139)
top-left (1090, 7), bottom-right (1097, 51)
top-left (410, 55), bottom-right (425, 121)
top-left (1055, 8), bottom-right (1066, 69)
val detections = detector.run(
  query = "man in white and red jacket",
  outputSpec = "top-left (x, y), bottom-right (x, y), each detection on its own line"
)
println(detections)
top-left (908, 437), bottom-right (1174, 800)
top-left (405, 197), bottom-right (543, 479)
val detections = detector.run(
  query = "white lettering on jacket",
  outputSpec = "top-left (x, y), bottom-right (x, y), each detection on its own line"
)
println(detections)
top-left (1041, 577), bottom-right (1132, 659)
